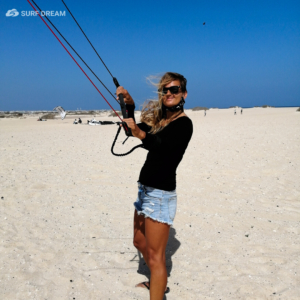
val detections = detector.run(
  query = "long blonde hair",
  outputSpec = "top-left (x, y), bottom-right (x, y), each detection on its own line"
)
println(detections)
top-left (140, 72), bottom-right (187, 134)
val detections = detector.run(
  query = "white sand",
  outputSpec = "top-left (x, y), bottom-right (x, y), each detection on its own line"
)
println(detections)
top-left (0, 107), bottom-right (299, 300)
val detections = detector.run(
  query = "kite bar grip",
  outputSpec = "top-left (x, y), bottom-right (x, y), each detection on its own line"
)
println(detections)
top-left (113, 77), bottom-right (132, 136)
top-left (118, 93), bottom-right (132, 136)
top-left (118, 93), bottom-right (127, 118)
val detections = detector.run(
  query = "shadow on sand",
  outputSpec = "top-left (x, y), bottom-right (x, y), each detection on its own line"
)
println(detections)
top-left (131, 227), bottom-right (181, 299)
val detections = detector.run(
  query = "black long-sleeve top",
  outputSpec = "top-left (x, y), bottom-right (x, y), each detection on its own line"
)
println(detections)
top-left (127, 104), bottom-right (193, 191)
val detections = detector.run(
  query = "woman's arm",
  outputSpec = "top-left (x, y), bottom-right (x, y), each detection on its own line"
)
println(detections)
top-left (122, 118), bottom-right (146, 140)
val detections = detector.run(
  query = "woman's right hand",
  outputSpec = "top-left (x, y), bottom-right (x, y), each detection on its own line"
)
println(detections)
top-left (121, 118), bottom-right (146, 140)
top-left (116, 86), bottom-right (134, 105)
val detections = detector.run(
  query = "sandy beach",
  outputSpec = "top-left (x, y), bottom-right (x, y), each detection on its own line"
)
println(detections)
top-left (0, 107), bottom-right (299, 300)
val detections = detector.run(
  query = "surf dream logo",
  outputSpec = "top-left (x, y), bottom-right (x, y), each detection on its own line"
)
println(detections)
top-left (5, 8), bottom-right (66, 17)
top-left (6, 9), bottom-right (19, 17)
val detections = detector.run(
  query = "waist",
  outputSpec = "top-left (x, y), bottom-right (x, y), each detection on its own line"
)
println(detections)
top-left (138, 182), bottom-right (176, 195)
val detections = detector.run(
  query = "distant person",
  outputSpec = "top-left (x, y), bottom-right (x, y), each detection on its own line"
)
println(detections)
top-left (73, 119), bottom-right (78, 124)
top-left (234, 109), bottom-right (236, 115)
top-left (78, 118), bottom-right (82, 124)
top-left (204, 110), bottom-right (206, 116)
top-left (241, 108), bottom-right (243, 114)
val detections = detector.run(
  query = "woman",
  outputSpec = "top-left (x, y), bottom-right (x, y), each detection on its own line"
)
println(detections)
top-left (116, 72), bottom-right (193, 300)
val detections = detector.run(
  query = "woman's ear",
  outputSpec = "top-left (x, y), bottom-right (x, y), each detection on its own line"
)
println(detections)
top-left (183, 91), bottom-right (188, 99)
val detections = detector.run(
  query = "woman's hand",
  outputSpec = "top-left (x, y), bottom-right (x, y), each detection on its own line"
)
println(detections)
top-left (122, 118), bottom-right (146, 140)
top-left (116, 86), bottom-right (134, 105)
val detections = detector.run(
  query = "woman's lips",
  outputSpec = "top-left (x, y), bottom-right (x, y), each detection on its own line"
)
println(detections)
top-left (166, 97), bottom-right (174, 102)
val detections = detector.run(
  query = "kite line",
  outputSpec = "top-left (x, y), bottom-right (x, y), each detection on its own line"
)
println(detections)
top-left (61, 0), bottom-right (114, 79)
top-left (27, 0), bottom-right (123, 122)
top-left (27, 0), bottom-right (142, 155)
top-left (59, 0), bottom-right (131, 134)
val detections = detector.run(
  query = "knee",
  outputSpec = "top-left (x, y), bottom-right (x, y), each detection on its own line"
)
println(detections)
top-left (146, 249), bottom-right (165, 269)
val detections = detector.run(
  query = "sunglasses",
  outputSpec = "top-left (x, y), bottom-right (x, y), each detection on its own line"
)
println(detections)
top-left (161, 86), bottom-right (181, 95)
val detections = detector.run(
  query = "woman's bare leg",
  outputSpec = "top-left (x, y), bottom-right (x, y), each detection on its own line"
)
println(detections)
top-left (133, 210), bottom-right (148, 264)
top-left (133, 210), bottom-right (170, 298)
top-left (145, 217), bottom-right (170, 300)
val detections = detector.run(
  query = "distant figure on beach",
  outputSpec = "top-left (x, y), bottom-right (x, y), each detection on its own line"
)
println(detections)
top-left (204, 110), bottom-right (206, 116)
top-left (73, 119), bottom-right (78, 124)
top-left (78, 118), bottom-right (82, 124)
top-left (241, 108), bottom-right (243, 114)
top-left (234, 109), bottom-right (236, 115)
top-left (116, 72), bottom-right (193, 298)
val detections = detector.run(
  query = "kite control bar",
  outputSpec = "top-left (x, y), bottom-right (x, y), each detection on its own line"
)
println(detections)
top-left (113, 77), bottom-right (132, 137)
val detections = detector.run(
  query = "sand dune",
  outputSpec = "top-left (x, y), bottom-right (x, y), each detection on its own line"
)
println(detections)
top-left (0, 107), bottom-right (299, 299)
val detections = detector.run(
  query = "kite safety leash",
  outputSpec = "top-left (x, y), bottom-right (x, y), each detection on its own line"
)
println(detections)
top-left (111, 125), bottom-right (144, 157)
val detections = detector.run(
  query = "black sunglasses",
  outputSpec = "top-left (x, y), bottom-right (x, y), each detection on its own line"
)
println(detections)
top-left (162, 86), bottom-right (181, 95)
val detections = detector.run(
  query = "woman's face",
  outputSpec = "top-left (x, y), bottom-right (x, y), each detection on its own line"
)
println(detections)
top-left (162, 80), bottom-right (187, 107)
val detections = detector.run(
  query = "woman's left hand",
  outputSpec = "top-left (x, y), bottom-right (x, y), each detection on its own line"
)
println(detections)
top-left (122, 118), bottom-right (146, 140)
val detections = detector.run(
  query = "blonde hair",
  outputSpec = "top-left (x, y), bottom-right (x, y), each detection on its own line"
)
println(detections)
top-left (140, 72), bottom-right (187, 134)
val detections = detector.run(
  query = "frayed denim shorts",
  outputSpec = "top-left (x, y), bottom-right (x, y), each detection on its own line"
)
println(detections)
top-left (134, 182), bottom-right (177, 226)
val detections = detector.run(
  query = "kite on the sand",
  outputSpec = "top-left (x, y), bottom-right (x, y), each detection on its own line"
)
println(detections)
top-left (53, 106), bottom-right (67, 120)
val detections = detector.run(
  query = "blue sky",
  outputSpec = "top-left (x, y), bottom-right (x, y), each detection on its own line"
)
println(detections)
top-left (1, 0), bottom-right (299, 111)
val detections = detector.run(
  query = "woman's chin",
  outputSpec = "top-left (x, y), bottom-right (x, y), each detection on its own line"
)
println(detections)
top-left (164, 101), bottom-right (176, 107)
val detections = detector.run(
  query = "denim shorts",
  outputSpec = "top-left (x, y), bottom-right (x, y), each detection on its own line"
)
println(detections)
top-left (134, 182), bottom-right (177, 226)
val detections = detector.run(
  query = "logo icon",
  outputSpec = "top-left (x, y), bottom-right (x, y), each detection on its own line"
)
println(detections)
top-left (6, 9), bottom-right (19, 17)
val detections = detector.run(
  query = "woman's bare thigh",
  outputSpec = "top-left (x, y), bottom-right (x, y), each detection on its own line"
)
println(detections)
top-left (133, 209), bottom-right (146, 247)
top-left (145, 217), bottom-right (170, 256)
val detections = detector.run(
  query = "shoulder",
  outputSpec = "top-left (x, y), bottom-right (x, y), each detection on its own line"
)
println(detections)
top-left (172, 116), bottom-right (193, 130)
top-left (167, 116), bottom-right (193, 141)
